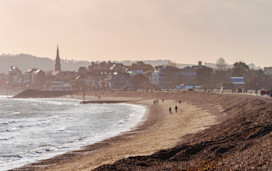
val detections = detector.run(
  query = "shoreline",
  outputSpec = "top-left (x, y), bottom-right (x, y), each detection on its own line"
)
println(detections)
top-left (11, 97), bottom-right (148, 171)
top-left (9, 90), bottom-right (272, 170)
top-left (16, 92), bottom-right (219, 171)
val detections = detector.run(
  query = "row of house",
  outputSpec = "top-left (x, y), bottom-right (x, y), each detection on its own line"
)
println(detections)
top-left (6, 66), bottom-right (75, 90)
top-left (7, 66), bottom-right (46, 88)
top-left (152, 61), bottom-right (205, 89)
top-left (6, 46), bottom-right (270, 91)
top-left (4, 61), bottom-right (205, 91)
top-left (76, 61), bottom-right (152, 90)
top-left (1, 46), bottom-right (209, 91)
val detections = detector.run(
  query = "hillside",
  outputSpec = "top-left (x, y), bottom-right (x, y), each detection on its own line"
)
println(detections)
top-left (0, 54), bottom-right (90, 73)
top-left (0, 54), bottom-right (174, 74)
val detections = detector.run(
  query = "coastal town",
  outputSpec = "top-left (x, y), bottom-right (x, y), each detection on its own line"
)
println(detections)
top-left (1, 46), bottom-right (272, 96)
top-left (2, 1), bottom-right (272, 170)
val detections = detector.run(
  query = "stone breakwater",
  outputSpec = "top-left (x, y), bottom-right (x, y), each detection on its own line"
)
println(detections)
top-left (13, 89), bottom-right (75, 98)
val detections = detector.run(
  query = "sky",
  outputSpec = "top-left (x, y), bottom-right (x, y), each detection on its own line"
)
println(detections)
top-left (0, 0), bottom-right (271, 67)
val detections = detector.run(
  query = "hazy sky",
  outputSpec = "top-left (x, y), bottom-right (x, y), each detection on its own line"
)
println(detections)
top-left (0, 0), bottom-right (271, 66)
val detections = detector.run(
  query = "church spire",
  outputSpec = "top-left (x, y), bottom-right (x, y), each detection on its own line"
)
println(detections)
top-left (55, 45), bottom-right (61, 72)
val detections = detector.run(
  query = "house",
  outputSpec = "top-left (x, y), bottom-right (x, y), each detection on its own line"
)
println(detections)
top-left (76, 75), bottom-right (93, 89)
top-left (151, 66), bottom-right (183, 89)
top-left (22, 68), bottom-right (36, 85)
top-left (22, 68), bottom-right (46, 88)
top-left (8, 66), bottom-right (22, 87)
top-left (180, 66), bottom-right (197, 86)
top-left (34, 69), bottom-right (46, 88)
top-left (109, 72), bottom-right (131, 90)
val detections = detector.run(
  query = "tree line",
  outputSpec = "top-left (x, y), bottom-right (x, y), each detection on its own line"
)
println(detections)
top-left (197, 58), bottom-right (272, 90)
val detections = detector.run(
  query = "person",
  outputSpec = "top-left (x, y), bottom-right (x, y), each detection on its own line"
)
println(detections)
top-left (175, 106), bottom-right (178, 113)
top-left (220, 86), bottom-right (223, 94)
top-left (169, 107), bottom-right (172, 114)
top-left (179, 100), bottom-right (181, 105)
top-left (162, 99), bottom-right (164, 103)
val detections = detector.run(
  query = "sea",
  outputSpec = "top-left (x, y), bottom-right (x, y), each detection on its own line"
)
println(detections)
top-left (0, 95), bottom-right (146, 170)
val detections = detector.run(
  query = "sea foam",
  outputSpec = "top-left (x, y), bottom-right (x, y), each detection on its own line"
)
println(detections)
top-left (0, 97), bottom-right (146, 170)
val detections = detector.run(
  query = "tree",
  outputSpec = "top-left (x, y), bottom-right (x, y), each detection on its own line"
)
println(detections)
top-left (232, 62), bottom-right (250, 87)
top-left (213, 69), bottom-right (231, 86)
top-left (216, 57), bottom-right (228, 71)
top-left (232, 62), bottom-right (250, 77)
top-left (214, 58), bottom-right (231, 86)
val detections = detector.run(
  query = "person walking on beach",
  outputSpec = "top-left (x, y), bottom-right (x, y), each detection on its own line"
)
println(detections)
top-left (169, 107), bottom-right (172, 114)
top-left (175, 106), bottom-right (178, 113)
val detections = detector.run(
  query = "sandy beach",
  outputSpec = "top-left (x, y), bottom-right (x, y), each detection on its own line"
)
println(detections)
top-left (16, 91), bottom-right (272, 170)
top-left (43, 100), bottom-right (216, 170)
top-left (17, 91), bottom-right (218, 170)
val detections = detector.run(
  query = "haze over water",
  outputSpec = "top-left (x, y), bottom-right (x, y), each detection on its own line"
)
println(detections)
top-left (0, 96), bottom-right (146, 170)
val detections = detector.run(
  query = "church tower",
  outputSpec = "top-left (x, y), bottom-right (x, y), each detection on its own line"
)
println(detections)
top-left (55, 45), bottom-right (61, 72)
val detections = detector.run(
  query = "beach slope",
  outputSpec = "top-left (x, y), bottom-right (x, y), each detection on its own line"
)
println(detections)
top-left (16, 91), bottom-right (272, 170)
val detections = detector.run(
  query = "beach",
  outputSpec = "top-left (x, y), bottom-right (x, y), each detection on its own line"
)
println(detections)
top-left (16, 91), bottom-right (272, 170)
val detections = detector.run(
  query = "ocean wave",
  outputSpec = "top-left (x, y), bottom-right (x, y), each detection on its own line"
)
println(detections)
top-left (12, 112), bottom-right (21, 115)
top-left (0, 98), bottom-right (147, 170)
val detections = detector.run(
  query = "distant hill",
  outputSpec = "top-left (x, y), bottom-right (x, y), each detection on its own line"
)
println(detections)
top-left (204, 62), bottom-right (262, 70)
top-left (0, 54), bottom-right (173, 74)
top-left (0, 54), bottom-right (91, 74)
top-left (119, 60), bottom-right (171, 67)
top-left (1, 54), bottom-right (261, 74)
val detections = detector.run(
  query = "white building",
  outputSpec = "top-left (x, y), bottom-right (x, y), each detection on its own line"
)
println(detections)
top-left (8, 66), bottom-right (22, 85)
top-left (151, 69), bottom-right (160, 85)
top-left (22, 68), bottom-right (37, 84)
